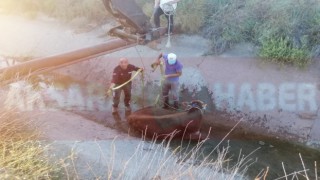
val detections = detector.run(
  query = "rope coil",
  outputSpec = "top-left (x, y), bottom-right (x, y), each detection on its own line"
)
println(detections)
top-left (160, 2), bottom-right (176, 48)
top-left (106, 69), bottom-right (143, 97)
top-left (112, 69), bottom-right (143, 90)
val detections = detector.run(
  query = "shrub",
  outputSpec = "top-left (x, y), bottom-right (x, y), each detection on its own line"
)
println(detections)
top-left (203, 0), bottom-right (319, 67)
top-left (175, 0), bottom-right (207, 33)
top-left (255, 0), bottom-right (316, 68)
top-left (203, 0), bottom-right (255, 54)
top-left (258, 37), bottom-right (311, 68)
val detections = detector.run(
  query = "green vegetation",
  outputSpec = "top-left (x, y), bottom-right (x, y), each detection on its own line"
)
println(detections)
top-left (175, 0), bottom-right (207, 33)
top-left (259, 37), bottom-right (311, 68)
top-left (137, 0), bottom-right (319, 67)
top-left (203, 0), bottom-right (319, 67)
top-left (1, 0), bottom-right (318, 67)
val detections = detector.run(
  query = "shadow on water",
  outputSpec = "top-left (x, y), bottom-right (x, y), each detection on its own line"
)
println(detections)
top-left (178, 85), bottom-right (320, 179)
top-left (29, 73), bottom-right (320, 179)
top-left (167, 135), bottom-right (320, 179)
top-left (203, 133), bottom-right (319, 179)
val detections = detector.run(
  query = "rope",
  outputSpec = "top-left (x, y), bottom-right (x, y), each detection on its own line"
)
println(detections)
top-left (154, 61), bottom-right (165, 106)
top-left (134, 46), bottom-right (146, 107)
top-left (134, 46), bottom-right (146, 69)
top-left (166, 15), bottom-right (172, 48)
top-left (161, 3), bottom-right (176, 48)
top-left (158, 98), bottom-right (184, 111)
top-left (140, 70), bottom-right (145, 107)
top-left (106, 68), bottom-right (143, 100)
top-left (156, 98), bottom-right (206, 113)
top-left (112, 68), bottom-right (142, 90)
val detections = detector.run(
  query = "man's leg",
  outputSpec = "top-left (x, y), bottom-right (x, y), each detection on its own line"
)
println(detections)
top-left (171, 81), bottom-right (180, 109)
top-left (162, 81), bottom-right (171, 109)
top-left (123, 83), bottom-right (132, 110)
top-left (153, 7), bottom-right (164, 28)
top-left (165, 14), bottom-right (174, 33)
top-left (112, 87), bottom-right (121, 113)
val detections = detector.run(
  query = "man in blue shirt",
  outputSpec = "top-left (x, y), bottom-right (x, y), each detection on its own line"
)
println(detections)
top-left (155, 52), bottom-right (183, 109)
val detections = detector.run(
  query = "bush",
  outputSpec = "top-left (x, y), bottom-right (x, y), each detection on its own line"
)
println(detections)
top-left (258, 37), bottom-right (311, 68)
top-left (175, 0), bottom-right (207, 33)
top-left (203, 0), bottom-right (258, 54)
top-left (203, 0), bottom-right (319, 67)
top-left (255, 0), bottom-right (317, 67)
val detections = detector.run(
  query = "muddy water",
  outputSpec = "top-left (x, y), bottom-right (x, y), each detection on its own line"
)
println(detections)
top-left (182, 134), bottom-right (320, 179)
top-left (30, 74), bottom-right (320, 179)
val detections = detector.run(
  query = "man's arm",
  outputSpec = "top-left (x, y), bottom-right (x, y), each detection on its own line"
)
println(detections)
top-left (165, 62), bottom-right (183, 78)
top-left (155, 53), bottom-right (163, 64)
top-left (109, 68), bottom-right (118, 89)
top-left (165, 71), bottom-right (182, 78)
top-left (130, 64), bottom-right (144, 72)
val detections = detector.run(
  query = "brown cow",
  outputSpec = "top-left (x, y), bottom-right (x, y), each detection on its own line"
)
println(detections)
top-left (127, 100), bottom-right (207, 140)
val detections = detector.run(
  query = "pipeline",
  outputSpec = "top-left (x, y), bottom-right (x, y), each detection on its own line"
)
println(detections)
top-left (0, 0), bottom-right (160, 85)
top-left (0, 38), bottom-right (137, 85)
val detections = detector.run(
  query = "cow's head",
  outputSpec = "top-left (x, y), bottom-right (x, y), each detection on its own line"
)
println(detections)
top-left (182, 100), bottom-right (207, 114)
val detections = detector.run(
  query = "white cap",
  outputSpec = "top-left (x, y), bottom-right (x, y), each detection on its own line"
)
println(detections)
top-left (167, 53), bottom-right (177, 65)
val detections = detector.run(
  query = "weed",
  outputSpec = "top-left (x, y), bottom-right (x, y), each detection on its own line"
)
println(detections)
top-left (0, 84), bottom-right (62, 179)
top-left (258, 37), bottom-right (311, 68)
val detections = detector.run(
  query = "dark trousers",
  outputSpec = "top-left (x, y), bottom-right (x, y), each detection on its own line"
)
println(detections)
top-left (153, 7), bottom-right (174, 32)
top-left (112, 83), bottom-right (132, 108)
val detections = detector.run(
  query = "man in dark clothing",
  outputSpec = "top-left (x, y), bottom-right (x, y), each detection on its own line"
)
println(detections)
top-left (153, 0), bottom-right (180, 33)
top-left (109, 58), bottom-right (143, 114)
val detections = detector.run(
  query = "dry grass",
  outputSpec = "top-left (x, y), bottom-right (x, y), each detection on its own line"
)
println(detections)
top-left (60, 135), bottom-right (252, 179)
top-left (108, 136), bottom-right (251, 179)
top-left (0, 0), bottom-right (109, 25)
top-left (59, 120), bottom-right (252, 179)
top-left (271, 154), bottom-right (318, 180)
top-left (0, 84), bottom-right (62, 179)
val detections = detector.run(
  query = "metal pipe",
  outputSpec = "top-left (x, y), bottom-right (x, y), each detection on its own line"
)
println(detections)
top-left (0, 38), bottom-right (136, 84)
top-left (109, 28), bottom-right (143, 43)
